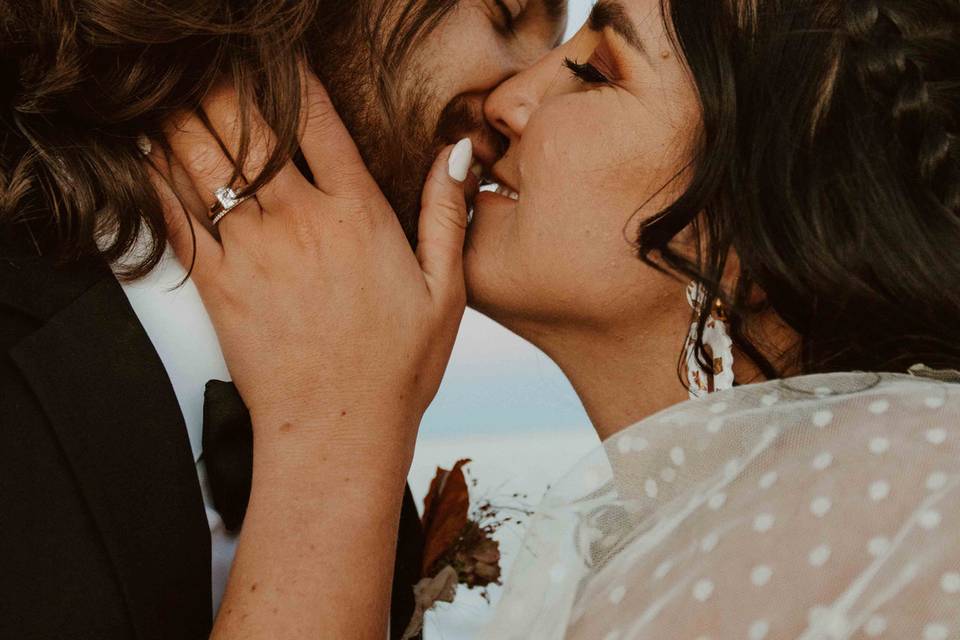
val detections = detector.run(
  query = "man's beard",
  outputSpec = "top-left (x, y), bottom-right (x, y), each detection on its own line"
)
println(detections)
top-left (313, 39), bottom-right (503, 247)
top-left (360, 90), bottom-right (497, 246)
top-left (302, 11), bottom-right (506, 247)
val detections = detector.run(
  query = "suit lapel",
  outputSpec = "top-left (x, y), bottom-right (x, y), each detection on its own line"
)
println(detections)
top-left (392, 486), bottom-right (424, 640)
top-left (7, 257), bottom-right (211, 640)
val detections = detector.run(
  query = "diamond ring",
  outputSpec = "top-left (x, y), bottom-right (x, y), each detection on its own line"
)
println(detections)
top-left (209, 186), bottom-right (252, 226)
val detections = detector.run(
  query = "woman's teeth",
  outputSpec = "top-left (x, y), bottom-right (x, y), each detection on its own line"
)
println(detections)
top-left (479, 180), bottom-right (520, 201)
top-left (495, 184), bottom-right (520, 201)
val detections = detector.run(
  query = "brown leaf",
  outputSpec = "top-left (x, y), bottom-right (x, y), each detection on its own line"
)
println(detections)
top-left (453, 526), bottom-right (502, 588)
top-left (470, 538), bottom-right (501, 565)
top-left (421, 459), bottom-right (471, 577)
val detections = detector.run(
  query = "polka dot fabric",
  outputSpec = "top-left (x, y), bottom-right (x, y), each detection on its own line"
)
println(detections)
top-left (483, 372), bottom-right (960, 639)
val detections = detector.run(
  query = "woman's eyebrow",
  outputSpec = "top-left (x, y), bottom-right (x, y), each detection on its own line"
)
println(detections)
top-left (588, 0), bottom-right (650, 60)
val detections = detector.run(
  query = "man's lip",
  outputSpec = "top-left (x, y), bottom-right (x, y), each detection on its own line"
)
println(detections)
top-left (470, 143), bottom-right (500, 177)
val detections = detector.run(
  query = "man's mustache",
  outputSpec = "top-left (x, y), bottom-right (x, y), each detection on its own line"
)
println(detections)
top-left (434, 94), bottom-right (507, 161)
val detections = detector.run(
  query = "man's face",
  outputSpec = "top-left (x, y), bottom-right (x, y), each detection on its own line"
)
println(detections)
top-left (314, 0), bottom-right (568, 243)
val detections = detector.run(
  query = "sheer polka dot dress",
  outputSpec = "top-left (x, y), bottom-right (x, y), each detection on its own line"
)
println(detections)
top-left (483, 372), bottom-right (960, 639)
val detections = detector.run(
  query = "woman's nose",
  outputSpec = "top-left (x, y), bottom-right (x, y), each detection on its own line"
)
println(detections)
top-left (484, 35), bottom-right (590, 141)
top-left (484, 66), bottom-right (537, 141)
top-left (484, 39), bottom-right (574, 141)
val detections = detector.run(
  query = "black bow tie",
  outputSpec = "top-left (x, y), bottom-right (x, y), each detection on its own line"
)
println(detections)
top-left (202, 380), bottom-right (253, 533)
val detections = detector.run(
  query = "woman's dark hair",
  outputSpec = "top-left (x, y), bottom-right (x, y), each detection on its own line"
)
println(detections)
top-left (641, 0), bottom-right (960, 377)
top-left (0, 0), bottom-right (458, 278)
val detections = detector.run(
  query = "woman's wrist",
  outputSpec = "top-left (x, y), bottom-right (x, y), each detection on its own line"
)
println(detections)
top-left (249, 406), bottom-right (420, 480)
top-left (214, 411), bottom-right (412, 639)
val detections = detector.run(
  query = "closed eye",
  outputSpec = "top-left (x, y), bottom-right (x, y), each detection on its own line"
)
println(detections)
top-left (564, 58), bottom-right (612, 84)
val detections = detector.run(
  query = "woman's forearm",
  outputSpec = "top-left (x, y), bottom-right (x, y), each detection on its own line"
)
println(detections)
top-left (211, 412), bottom-right (416, 639)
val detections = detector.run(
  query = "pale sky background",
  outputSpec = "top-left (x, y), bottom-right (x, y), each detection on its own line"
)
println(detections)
top-left (417, 310), bottom-right (589, 438)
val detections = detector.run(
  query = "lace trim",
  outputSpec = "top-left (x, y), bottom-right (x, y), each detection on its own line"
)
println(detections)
top-left (908, 363), bottom-right (960, 383)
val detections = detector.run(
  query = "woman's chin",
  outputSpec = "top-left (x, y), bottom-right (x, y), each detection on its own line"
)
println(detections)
top-left (464, 203), bottom-right (510, 317)
top-left (465, 192), bottom-right (552, 334)
top-left (467, 188), bottom-right (517, 244)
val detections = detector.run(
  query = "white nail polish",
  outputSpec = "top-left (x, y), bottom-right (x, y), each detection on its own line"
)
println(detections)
top-left (448, 138), bottom-right (473, 182)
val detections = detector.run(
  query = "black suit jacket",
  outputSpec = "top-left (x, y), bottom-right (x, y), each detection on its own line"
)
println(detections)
top-left (0, 240), bottom-right (423, 639)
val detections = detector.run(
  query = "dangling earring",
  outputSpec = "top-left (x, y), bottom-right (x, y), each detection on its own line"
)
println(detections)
top-left (684, 282), bottom-right (735, 399)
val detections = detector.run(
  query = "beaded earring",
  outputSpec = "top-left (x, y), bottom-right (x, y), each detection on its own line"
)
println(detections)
top-left (684, 282), bottom-right (735, 399)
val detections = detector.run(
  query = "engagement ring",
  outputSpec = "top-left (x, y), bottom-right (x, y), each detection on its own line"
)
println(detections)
top-left (209, 186), bottom-right (251, 226)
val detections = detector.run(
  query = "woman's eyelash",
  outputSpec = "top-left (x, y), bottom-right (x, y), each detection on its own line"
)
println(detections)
top-left (564, 58), bottom-right (611, 84)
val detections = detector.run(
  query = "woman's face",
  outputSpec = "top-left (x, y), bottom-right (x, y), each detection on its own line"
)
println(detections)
top-left (465, 0), bottom-right (700, 341)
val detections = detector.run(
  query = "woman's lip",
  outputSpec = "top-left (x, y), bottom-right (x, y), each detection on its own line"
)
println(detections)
top-left (486, 161), bottom-right (520, 195)
top-left (490, 174), bottom-right (520, 194)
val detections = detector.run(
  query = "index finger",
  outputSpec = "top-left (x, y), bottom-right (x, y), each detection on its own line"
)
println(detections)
top-left (298, 68), bottom-right (380, 197)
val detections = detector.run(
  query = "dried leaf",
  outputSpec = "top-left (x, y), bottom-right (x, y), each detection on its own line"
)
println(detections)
top-left (401, 565), bottom-right (459, 640)
top-left (421, 459), bottom-right (471, 576)
top-left (471, 537), bottom-right (501, 565)
top-left (452, 523), bottom-right (502, 588)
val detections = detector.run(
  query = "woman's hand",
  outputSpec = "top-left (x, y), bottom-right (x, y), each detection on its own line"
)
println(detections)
top-left (148, 71), bottom-right (475, 639)
top-left (151, 72), bottom-right (473, 464)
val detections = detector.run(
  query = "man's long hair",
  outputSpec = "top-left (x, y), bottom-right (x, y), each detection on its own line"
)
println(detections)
top-left (0, 0), bottom-right (455, 278)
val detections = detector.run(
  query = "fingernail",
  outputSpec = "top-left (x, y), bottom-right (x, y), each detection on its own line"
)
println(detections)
top-left (448, 138), bottom-right (473, 183)
top-left (470, 161), bottom-right (483, 179)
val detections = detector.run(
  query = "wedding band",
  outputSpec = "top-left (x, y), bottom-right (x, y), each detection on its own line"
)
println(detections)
top-left (209, 186), bottom-right (252, 226)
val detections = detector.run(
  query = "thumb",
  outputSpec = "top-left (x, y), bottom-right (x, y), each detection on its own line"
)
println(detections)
top-left (416, 138), bottom-right (473, 302)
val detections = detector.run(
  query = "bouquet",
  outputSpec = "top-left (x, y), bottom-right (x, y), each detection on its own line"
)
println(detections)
top-left (401, 459), bottom-right (530, 639)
